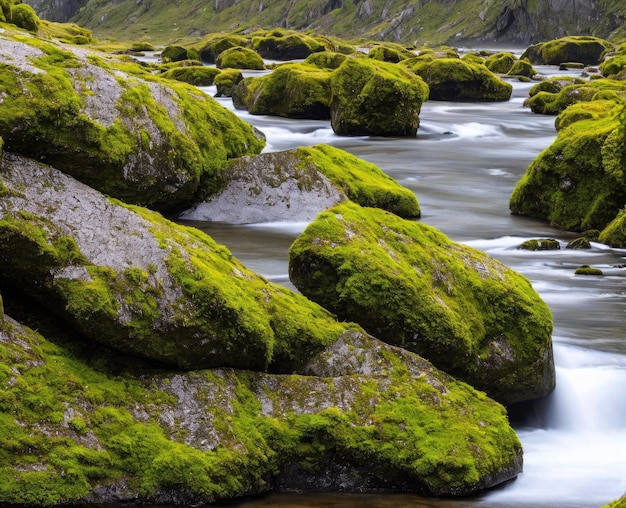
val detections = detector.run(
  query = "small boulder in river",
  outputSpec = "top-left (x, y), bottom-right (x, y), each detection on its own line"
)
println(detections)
top-left (330, 57), bottom-right (429, 136)
top-left (518, 238), bottom-right (561, 251)
top-left (289, 202), bottom-right (556, 405)
top-left (179, 144), bottom-right (420, 223)
top-left (409, 58), bottom-right (512, 102)
top-left (521, 36), bottom-right (613, 66)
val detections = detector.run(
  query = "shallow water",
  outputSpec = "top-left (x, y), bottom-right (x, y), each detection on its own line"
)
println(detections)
top-left (177, 65), bottom-right (626, 507)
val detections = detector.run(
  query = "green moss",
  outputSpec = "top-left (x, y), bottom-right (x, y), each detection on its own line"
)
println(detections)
top-left (511, 100), bottom-right (625, 233)
top-left (289, 202), bottom-right (554, 404)
top-left (574, 265), bottom-right (604, 275)
top-left (565, 237), bottom-right (592, 249)
top-left (214, 68), bottom-right (243, 97)
top-left (233, 63), bottom-right (332, 119)
top-left (10, 3), bottom-right (40, 33)
top-left (599, 209), bottom-right (626, 246)
top-left (251, 30), bottom-right (324, 60)
top-left (330, 56), bottom-right (429, 136)
top-left (484, 52), bottom-right (517, 74)
top-left (198, 34), bottom-right (250, 63)
top-left (160, 65), bottom-right (221, 86)
top-left (367, 44), bottom-right (414, 63)
top-left (130, 41), bottom-right (156, 52)
top-left (522, 36), bottom-right (614, 66)
top-left (518, 238), bottom-right (560, 251)
top-left (507, 58), bottom-right (536, 78)
top-left (216, 46), bottom-right (265, 70)
top-left (160, 45), bottom-right (190, 63)
top-left (303, 51), bottom-right (348, 70)
top-left (295, 144), bottom-right (420, 218)
top-left (410, 58), bottom-right (512, 102)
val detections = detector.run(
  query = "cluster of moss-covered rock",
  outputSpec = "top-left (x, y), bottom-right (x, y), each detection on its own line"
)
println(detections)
top-left (0, 27), bottom-right (557, 505)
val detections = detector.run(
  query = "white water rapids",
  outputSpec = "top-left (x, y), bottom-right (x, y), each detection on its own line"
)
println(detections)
top-left (176, 62), bottom-right (626, 507)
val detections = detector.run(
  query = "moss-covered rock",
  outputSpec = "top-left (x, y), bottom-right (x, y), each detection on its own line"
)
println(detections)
top-left (507, 58), bottom-right (536, 78)
top-left (600, 43), bottom-right (626, 79)
top-left (198, 34), bottom-right (249, 63)
top-left (0, 153), bottom-right (353, 371)
top-left (599, 209), bottom-right (626, 247)
top-left (484, 52), bottom-right (517, 74)
top-left (330, 57), bottom-right (429, 136)
top-left (160, 65), bottom-right (221, 86)
top-left (0, 32), bottom-right (264, 211)
top-left (566, 237), bottom-right (592, 249)
top-left (518, 238), bottom-right (560, 251)
top-left (216, 46), bottom-right (265, 70)
top-left (525, 79), bottom-right (626, 115)
top-left (233, 63), bottom-right (332, 119)
top-left (251, 29), bottom-right (324, 60)
top-left (410, 58), bottom-right (512, 102)
top-left (180, 144), bottom-right (420, 223)
top-left (161, 44), bottom-right (197, 63)
top-left (10, 3), bottom-right (40, 32)
top-left (511, 100), bottom-right (626, 233)
top-left (368, 44), bottom-right (415, 63)
top-left (303, 50), bottom-right (348, 70)
top-left (0, 311), bottom-right (523, 503)
top-left (574, 265), bottom-right (603, 275)
top-left (289, 202), bottom-right (555, 405)
top-left (521, 36), bottom-right (614, 66)
top-left (215, 68), bottom-right (244, 97)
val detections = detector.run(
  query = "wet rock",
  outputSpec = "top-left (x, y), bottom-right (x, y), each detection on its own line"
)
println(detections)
top-left (519, 239), bottom-right (561, 251)
top-left (289, 202), bottom-right (556, 405)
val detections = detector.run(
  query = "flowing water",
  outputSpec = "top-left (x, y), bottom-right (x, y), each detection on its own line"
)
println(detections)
top-left (163, 63), bottom-right (626, 507)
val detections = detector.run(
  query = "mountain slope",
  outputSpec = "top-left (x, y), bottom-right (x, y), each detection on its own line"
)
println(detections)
top-left (24, 0), bottom-right (626, 46)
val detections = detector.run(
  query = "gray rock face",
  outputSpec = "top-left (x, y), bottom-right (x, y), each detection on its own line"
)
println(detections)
top-left (24, 0), bottom-right (87, 22)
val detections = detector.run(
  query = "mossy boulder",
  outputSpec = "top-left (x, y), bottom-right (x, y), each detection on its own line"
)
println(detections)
top-left (251, 29), bottom-right (324, 60)
top-left (368, 44), bottom-right (414, 63)
top-left (574, 265), bottom-right (603, 275)
top-left (0, 311), bottom-right (523, 503)
top-left (160, 65), bottom-right (221, 86)
top-left (0, 153), bottom-right (351, 371)
top-left (521, 36), bottom-right (614, 66)
top-left (330, 57), bottom-right (429, 137)
top-left (484, 52), bottom-right (517, 74)
top-left (525, 79), bottom-right (626, 115)
top-left (518, 238), bottom-right (560, 251)
top-left (215, 68), bottom-right (244, 97)
top-left (507, 58), bottom-right (536, 78)
top-left (304, 51), bottom-right (348, 70)
top-left (180, 144), bottom-right (420, 223)
top-left (599, 210), bottom-right (626, 247)
top-left (198, 34), bottom-right (249, 63)
top-left (233, 63), bottom-right (332, 119)
top-left (566, 237), bottom-right (592, 249)
top-left (410, 58), bottom-right (512, 102)
top-left (510, 100), bottom-right (626, 233)
top-left (0, 32), bottom-right (264, 211)
top-left (289, 202), bottom-right (555, 405)
top-left (161, 44), bottom-right (199, 63)
top-left (216, 46), bottom-right (265, 70)
top-left (10, 3), bottom-right (40, 32)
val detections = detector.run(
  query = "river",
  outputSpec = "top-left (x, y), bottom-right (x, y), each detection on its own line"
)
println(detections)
top-left (153, 58), bottom-right (626, 507)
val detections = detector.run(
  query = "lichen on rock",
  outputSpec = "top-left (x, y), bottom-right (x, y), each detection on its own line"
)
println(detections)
top-left (289, 202), bottom-right (555, 405)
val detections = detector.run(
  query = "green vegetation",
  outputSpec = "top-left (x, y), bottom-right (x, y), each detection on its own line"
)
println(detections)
top-left (565, 237), bottom-right (592, 249)
top-left (289, 202), bottom-right (555, 404)
top-left (0, 32), bottom-right (264, 210)
top-left (518, 239), bottom-right (560, 251)
top-left (507, 58), bottom-right (536, 78)
top-left (485, 52), bottom-right (517, 74)
top-left (251, 29), bottom-right (324, 60)
top-left (304, 51), bottom-right (348, 70)
top-left (522, 36), bottom-right (614, 65)
top-left (574, 265), bottom-right (604, 275)
top-left (330, 56), bottom-right (429, 136)
top-left (216, 46), bottom-right (265, 70)
top-left (511, 99), bottom-right (626, 234)
top-left (233, 63), bottom-right (332, 119)
top-left (215, 68), bottom-right (243, 97)
top-left (409, 58), bottom-right (512, 102)
top-left (159, 65), bottom-right (221, 86)
top-left (294, 144), bottom-right (420, 218)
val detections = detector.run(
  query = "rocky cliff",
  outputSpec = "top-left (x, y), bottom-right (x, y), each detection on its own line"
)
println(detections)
top-left (23, 0), bottom-right (626, 44)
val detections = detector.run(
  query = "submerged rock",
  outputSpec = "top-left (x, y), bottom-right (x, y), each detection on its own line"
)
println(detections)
top-left (0, 32), bottom-right (264, 211)
top-left (0, 313), bottom-right (522, 504)
top-left (330, 57), bottom-right (429, 136)
top-left (289, 202), bottom-right (555, 405)
top-left (574, 265), bottom-right (603, 276)
top-left (179, 144), bottom-right (420, 223)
